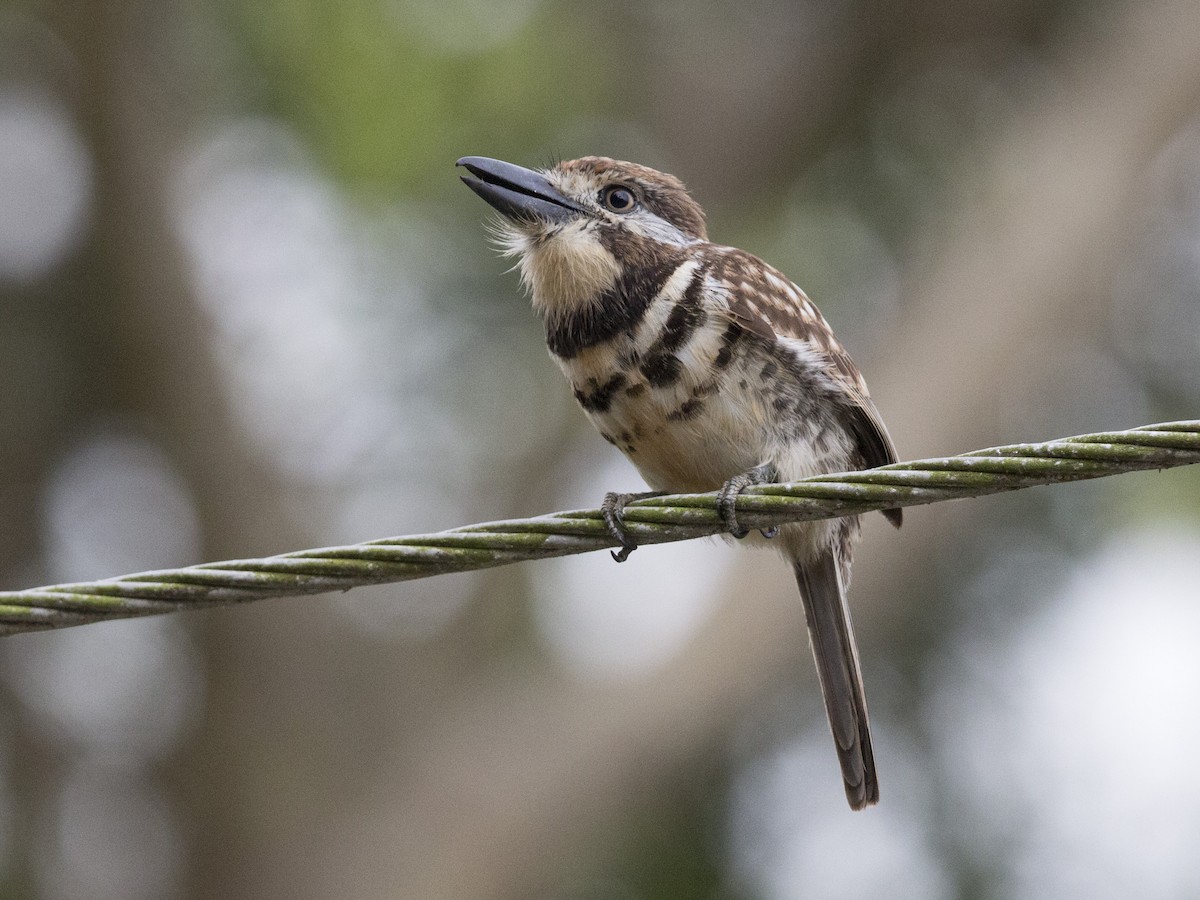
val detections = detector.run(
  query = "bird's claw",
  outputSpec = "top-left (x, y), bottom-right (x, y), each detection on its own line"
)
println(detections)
top-left (601, 491), bottom-right (663, 562)
top-left (717, 463), bottom-right (779, 539)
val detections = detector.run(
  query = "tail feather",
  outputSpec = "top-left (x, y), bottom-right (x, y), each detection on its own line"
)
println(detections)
top-left (794, 550), bottom-right (879, 809)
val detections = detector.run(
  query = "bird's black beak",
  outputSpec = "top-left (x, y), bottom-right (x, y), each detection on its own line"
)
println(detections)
top-left (457, 156), bottom-right (586, 224)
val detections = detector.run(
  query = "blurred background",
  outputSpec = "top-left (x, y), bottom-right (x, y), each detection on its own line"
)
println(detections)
top-left (2, 0), bottom-right (1200, 897)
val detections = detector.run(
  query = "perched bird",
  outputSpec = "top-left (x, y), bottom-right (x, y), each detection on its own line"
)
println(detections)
top-left (458, 155), bottom-right (901, 810)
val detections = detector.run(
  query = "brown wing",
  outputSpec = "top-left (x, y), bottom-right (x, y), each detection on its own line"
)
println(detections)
top-left (712, 248), bottom-right (903, 527)
top-left (842, 394), bottom-right (903, 526)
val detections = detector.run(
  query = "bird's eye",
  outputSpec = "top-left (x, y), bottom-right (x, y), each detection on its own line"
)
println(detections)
top-left (601, 185), bottom-right (637, 213)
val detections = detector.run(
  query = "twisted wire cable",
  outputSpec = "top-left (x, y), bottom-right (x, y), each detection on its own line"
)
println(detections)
top-left (1, 421), bottom-right (1197, 636)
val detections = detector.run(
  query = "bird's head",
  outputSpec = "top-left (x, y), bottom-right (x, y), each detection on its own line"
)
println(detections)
top-left (457, 156), bottom-right (706, 320)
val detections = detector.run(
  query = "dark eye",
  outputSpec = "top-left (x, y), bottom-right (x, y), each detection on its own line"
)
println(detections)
top-left (601, 185), bottom-right (637, 213)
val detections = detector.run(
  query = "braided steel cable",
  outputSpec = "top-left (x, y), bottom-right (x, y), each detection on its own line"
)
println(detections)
top-left (1, 421), bottom-right (1197, 636)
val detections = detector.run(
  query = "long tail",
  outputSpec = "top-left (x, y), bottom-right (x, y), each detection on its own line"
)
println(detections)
top-left (793, 549), bottom-right (879, 809)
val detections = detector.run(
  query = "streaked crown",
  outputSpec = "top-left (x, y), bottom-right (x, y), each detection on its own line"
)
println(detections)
top-left (552, 157), bottom-right (707, 241)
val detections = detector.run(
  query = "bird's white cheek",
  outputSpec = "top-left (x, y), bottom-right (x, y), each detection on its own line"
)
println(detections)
top-left (523, 225), bottom-right (620, 316)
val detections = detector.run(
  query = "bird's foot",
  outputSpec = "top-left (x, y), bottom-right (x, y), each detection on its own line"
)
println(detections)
top-left (601, 491), bottom-right (665, 562)
top-left (717, 463), bottom-right (779, 539)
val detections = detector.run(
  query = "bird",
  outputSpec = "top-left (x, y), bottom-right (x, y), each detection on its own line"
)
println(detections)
top-left (457, 154), bottom-right (901, 810)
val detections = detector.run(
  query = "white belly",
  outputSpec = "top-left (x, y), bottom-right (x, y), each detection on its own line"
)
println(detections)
top-left (574, 349), bottom-right (852, 493)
